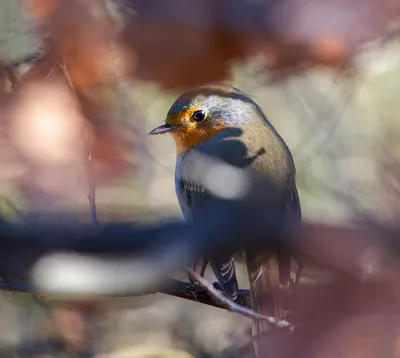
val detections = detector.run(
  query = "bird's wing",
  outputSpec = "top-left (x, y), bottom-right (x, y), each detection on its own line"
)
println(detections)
top-left (175, 158), bottom-right (239, 300)
top-left (175, 174), bottom-right (211, 221)
top-left (285, 183), bottom-right (302, 226)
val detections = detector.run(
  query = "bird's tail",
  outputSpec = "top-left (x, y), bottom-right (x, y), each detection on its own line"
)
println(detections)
top-left (246, 251), bottom-right (285, 358)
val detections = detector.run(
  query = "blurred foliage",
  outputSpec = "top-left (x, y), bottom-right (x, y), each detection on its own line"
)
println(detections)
top-left (2, 48), bottom-right (400, 353)
top-left (0, 1), bottom-right (399, 358)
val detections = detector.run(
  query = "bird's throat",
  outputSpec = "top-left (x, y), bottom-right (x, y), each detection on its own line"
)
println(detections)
top-left (170, 124), bottom-right (226, 156)
top-left (170, 130), bottom-right (207, 156)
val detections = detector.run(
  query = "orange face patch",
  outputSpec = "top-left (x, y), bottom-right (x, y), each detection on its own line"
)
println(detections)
top-left (165, 108), bottom-right (227, 155)
top-left (165, 107), bottom-right (195, 127)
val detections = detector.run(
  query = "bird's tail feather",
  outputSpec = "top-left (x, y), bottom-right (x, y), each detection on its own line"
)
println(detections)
top-left (246, 251), bottom-right (284, 358)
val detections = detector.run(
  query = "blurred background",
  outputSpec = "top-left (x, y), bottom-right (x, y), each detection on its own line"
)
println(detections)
top-left (0, 0), bottom-right (400, 357)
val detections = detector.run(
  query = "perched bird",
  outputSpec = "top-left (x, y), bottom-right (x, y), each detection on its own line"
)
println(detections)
top-left (149, 84), bottom-right (301, 357)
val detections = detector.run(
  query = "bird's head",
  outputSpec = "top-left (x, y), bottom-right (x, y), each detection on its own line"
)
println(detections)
top-left (149, 84), bottom-right (254, 155)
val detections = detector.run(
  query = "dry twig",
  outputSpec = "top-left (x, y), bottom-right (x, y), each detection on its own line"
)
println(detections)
top-left (59, 61), bottom-right (99, 226)
top-left (186, 269), bottom-right (294, 330)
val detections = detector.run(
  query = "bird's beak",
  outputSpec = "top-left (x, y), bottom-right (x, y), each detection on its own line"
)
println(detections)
top-left (148, 123), bottom-right (180, 135)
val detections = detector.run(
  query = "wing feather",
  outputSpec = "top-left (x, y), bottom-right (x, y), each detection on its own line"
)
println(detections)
top-left (175, 152), bottom-right (238, 299)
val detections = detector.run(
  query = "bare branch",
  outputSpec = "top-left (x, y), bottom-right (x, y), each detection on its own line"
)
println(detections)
top-left (85, 150), bottom-right (100, 226)
top-left (0, 274), bottom-right (293, 333)
top-left (0, 276), bottom-right (255, 318)
top-left (158, 278), bottom-right (252, 309)
top-left (186, 269), bottom-right (294, 330)
top-left (59, 61), bottom-right (100, 226)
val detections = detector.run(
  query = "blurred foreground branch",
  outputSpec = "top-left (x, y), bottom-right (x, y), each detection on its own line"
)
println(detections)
top-left (2, 216), bottom-right (400, 357)
top-left (0, 214), bottom-right (400, 296)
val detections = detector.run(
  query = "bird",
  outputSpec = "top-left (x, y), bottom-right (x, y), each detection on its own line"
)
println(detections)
top-left (149, 84), bottom-right (301, 357)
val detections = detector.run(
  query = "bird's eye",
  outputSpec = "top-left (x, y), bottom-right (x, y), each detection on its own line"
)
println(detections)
top-left (192, 110), bottom-right (206, 122)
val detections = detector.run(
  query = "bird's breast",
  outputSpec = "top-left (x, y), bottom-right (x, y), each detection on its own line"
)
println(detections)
top-left (174, 125), bottom-right (295, 209)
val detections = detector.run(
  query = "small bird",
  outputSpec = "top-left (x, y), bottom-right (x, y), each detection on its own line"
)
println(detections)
top-left (149, 84), bottom-right (301, 357)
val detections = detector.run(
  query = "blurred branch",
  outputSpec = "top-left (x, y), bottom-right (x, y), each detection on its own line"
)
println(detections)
top-left (0, 214), bottom-right (311, 293)
top-left (3, 216), bottom-right (400, 358)
top-left (3, 279), bottom-right (400, 358)
top-left (0, 215), bottom-right (399, 295)
top-left (121, 0), bottom-right (400, 87)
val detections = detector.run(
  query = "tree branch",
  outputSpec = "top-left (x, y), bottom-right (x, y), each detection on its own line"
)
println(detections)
top-left (0, 274), bottom-right (293, 330)
top-left (186, 269), bottom-right (294, 329)
top-left (0, 276), bottom-right (252, 310)
top-left (159, 279), bottom-right (252, 309)
top-left (59, 60), bottom-right (100, 226)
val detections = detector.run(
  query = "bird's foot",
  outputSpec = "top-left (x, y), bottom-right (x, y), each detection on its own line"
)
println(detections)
top-left (188, 258), bottom-right (208, 286)
top-left (188, 271), bottom-right (203, 301)
top-left (188, 281), bottom-right (204, 301)
top-left (187, 259), bottom-right (212, 301)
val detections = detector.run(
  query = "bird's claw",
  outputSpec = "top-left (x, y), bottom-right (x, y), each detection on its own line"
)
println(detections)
top-left (188, 258), bottom-right (209, 296)
top-left (189, 282), bottom-right (203, 301)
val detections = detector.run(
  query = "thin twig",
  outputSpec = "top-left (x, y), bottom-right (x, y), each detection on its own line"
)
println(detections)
top-left (59, 61), bottom-right (99, 226)
top-left (85, 151), bottom-right (100, 226)
top-left (186, 269), bottom-right (294, 330)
